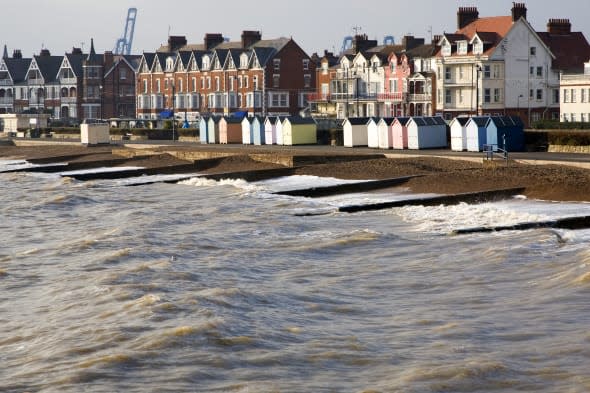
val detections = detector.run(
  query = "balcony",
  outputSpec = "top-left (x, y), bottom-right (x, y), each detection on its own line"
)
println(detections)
top-left (61, 97), bottom-right (77, 104)
top-left (377, 92), bottom-right (405, 102)
top-left (408, 94), bottom-right (432, 102)
top-left (0, 79), bottom-right (12, 86)
top-left (307, 93), bottom-right (331, 102)
top-left (0, 97), bottom-right (14, 105)
top-left (60, 77), bottom-right (77, 85)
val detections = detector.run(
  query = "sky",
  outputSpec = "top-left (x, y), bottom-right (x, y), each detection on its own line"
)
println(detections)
top-left (2, 0), bottom-right (590, 57)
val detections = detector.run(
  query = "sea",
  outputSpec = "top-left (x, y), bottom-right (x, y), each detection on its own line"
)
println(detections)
top-left (1, 159), bottom-right (590, 393)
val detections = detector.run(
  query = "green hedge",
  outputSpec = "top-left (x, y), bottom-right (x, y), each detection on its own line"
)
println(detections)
top-left (526, 130), bottom-right (590, 147)
top-left (532, 120), bottom-right (590, 130)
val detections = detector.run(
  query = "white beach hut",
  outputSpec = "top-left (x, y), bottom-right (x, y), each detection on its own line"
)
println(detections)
top-left (465, 116), bottom-right (489, 152)
top-left (449, 117), bottom-right (470, 151)
top-left (367, 117), bottom-right (381, 149)
top-left (241, 116), bottom-right (253, 144)
top-left (377, 117), bottom-right (395, 149)
top-left (343, 117), bottom-right (373, 147)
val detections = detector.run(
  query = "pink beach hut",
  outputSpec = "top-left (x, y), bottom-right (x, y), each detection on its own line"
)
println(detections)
top-left (392, 117), bottom-right (411, 149)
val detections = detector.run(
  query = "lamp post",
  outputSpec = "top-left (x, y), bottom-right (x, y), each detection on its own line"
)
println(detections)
top-left (171, 80), bottom-right (175, 141)
top-left (99, 85), bottom-right (103, 120)
top-left (517, 94), bottom-right (523, 116)
top-left (475, 64), bottom-right (482, 116)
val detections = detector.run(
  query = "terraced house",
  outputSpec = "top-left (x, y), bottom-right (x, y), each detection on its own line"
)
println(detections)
top-left (136, 31), bottom-right (316, 121)
top-left (0, 40), bottom-right (140, 122)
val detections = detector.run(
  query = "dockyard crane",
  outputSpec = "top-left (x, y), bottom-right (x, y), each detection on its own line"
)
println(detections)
top-left (113, 7), bottom-right (137, 55)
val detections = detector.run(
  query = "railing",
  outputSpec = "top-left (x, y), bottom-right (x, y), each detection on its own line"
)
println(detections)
top-left (0, 79), bottom-right (12, 86)
top-left (408, 94), bottom-right (432, 102)
top-left (307, 93), bottom-right (331, 102)
top-left (60, 97), bottom-right (77, 104)
top-left (0, 97), bottom-right (14, 104)
top-left (60, 78), bottom-right (77, 84)
top-left (483, 143), bottom-right (508, 166)
top-left (377, 92), bottom-right (405, 101)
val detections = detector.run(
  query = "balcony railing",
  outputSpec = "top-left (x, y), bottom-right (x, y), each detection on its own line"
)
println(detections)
top-left (0, 97), bottom-right (14, 104)
top-left (307, 93), bottom-right (331, 102)
top-left (408, 94), bottom-right (432, 102)
top-left (0, 79), bottom-right (12, 86)
top-left (60, 97), bottom-right (77, 104)
top-left (377, 92), bottom-right (405, 101)
top-left (60, 77), bottom-right (77, 85)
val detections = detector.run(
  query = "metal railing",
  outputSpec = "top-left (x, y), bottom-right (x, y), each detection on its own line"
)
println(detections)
top-left (483, 137), bottom-right (509, 166)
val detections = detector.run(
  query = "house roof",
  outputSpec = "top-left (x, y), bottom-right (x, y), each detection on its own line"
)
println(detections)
top-left (438, 15), bottom-right (514, 57)
top-left (3, 57), bottom-right (32, 82)
top-left (65, 53), bottom-right (85, 78)
top-left (537, 31), bottom-right (590, 72)
top-left (34, 55), bottom-right (63, 82)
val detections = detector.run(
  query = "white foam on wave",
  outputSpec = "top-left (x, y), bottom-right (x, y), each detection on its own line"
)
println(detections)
top-left (59, 166), bottom-right (145, 176)
top-left (0, 159), bottom-right (68, 173)
top-left (254, 175), bottom-right (368, 193)
top-left (179, 176), bottom-right (263, 193)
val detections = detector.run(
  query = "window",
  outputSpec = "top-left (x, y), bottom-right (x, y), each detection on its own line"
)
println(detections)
top-left (529, 66), bottom-right (535, 76)
top-left (444, 67), bottom-right (451, 80)
top-left (192, 77), bottom-right (197, 92)
top-left (530, 89), bottom-right (534, 99)
top-left (304, 74), bottom-right (311, 88)
top-left (441, 43), bottom-right (451, 57)
top-left (143, 79), bottom-right (148, 93)
top-left (202, 56), bottom-right (210, 70)
top-left (229, 76), bottom-right (235, 91)
top-left (164, 79), bottom-right (168, 90)
top-left (473, 38), bottom-right (483, 54)
top-left (156, 80), bottom-right (161, 93)
top-left (445, 89), bottom-right (451, 104)
top-left (270, 92), bottom-right (288, 107)
top-left (457, 41), bottom-right (467, 55)
top-left (322, 62), bottom-right (328, 74)
top-left (244, 76), bottom-right (249, 89)
top-left (530, 47), bottom-right (536, 56)
top-left (215, 77), bottom-right (220, 91)
top-left (459, 67), bottom-right (464, 80)
top-left (240, 53), bottom-right (249, 69)
top-left (459, 89), bottom-right (464, 104)
top-left (273, 74), bottom-right (280, 88)
top-left (571, 113), bottom-right (576, 122)
top-left (563, 89), bottom-right (569, 103)
top-left (303, 59), bottom-right (310, 71)
top-left (393, 80), bottom-right (398, 92)
top-left (483, 65), bottom-right (491, 78)
top-left (536, 66), bottom-right (543, 78)
top-left (120, 68), bottom-right (127, 80)
top-left (493, 64), bottom-right (501, 79)
top-left (571, 89), bottom-right (576, 103)
top-left (553, 89), bottom-right (559, 104)
top-left (494, 88), bottom-right (501, 103)
top-left (238, 76), bottom-right (243, 88)
top-left (536, 89), bottom-right (543, 101)
top-left (166, 57), bottom-right (174, 72)
top-left (582, 113), bottom-right (586, 123)
top-left (582, 89), bottom-right (586, 103)
top-left (253, 75), bottom-right (258, 90)
top-left (207, 77), bottom-right (211, 90)
top-left (484, 88), bottom-right (491, 103)
top-left (273, 59), bottom-right (281, 71)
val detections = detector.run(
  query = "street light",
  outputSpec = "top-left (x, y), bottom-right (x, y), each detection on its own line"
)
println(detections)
top-left (99, 85), bottom-right (103, 120)
top-left (171, 79), bottom-right (176, 141)
top-left (517, 94), bottom-right (523, 116)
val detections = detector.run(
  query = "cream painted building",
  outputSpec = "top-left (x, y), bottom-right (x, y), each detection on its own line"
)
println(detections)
top-left (560, 62), bottom-right (590, 123)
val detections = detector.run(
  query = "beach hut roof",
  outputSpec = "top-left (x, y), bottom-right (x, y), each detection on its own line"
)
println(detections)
top-left (410, 117), bottom-right (428, 126)
top-left (451, 117), bottom-right (470, 126)
top-left (470, 116), bottom-right (491, 127)
top-left (394, 117), bottom-right (411, 126)
top-left (378, 117), bottom-right (396, 125)
top-left (286, 116), bottom-right (316, 125)
top-left (225, 116), bottom-right (243, 124)
top-left (345, 117), bottom-right (373, 126)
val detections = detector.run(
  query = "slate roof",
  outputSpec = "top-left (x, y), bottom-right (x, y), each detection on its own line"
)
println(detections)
top-left (65, 53), bottom-right (85, 77)
top-left (4, 58), bottom-right (32, 82)
top-left (34, 55), bottom-right (63, 82)
top-left (537, 31), bottom-right (590, 72)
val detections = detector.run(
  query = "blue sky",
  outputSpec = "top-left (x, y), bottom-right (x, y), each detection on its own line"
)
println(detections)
top-left (2, 0), bottom-right (589, 57)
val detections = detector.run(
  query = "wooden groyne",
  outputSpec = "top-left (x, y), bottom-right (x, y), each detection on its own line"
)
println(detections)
top-left (338, 187), bottom-right (526, 213)
top-left (453, 215), bottom-right (590, 234)
top-left (275, 176), bottom-right (422, 198)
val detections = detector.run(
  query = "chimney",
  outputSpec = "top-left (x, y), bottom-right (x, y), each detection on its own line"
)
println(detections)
top-left (204, 33), bottom-right (224, 50)
top-left (104, 51), bottom-right (114, 69)
top-left (547, 19), bottom-right (572, 35)
top-left (241, 30), bottom-right (261, 48)
top-left (12, 49), bottom-right (22, 59)
top-left (40, 48), bottom-right (51, 57)
top-left (511, 2), bottom-right (527, 22)
top-left (402, 35), bottom-right (425, 50)
top-left (457, 7), bottom-right (479, 30)
top-left (71, 47), bottom-right (83, 55)
top-left (353, 34), bottom-right (378, 53)
top-left (432, 35), bottom-right (443, 45)
top-left (167, 35), bottom-right (187, 52)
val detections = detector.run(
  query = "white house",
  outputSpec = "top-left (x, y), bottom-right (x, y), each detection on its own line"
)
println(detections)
top-left (560, 61), bottom-right (590, 123)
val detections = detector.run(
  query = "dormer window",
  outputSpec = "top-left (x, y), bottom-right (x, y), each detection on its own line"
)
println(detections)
top-left (457, 41), bottom-right (468, 55)
top-left (165, 57), bottom-right (174, 72)
top-left (441, 40), bottom-right (451, 57)
top-left (473, 38), bottom-right (483, 55)
top-left (240, 53), bottom-right (249, 69)
top-left (202, 55), bottom-right (210, 70)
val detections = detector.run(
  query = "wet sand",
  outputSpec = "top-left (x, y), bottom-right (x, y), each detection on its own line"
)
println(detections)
top-left (2, 143), bottom-right (590, 202)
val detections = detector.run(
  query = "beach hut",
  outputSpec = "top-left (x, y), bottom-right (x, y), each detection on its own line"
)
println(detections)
top-left (449, 117), bottom-right (469, 151)
top-left (199, 116), bottom-right (209, 144)
top-left (465, 116), bottom-right (489, 152)
top-left (391, 117), bottom-right (411, 149)
top-left (488, 116), bottom-right (525, 152)
top-left (207, 117), bottom-right (220, 144)
top-left (367, 117), bottom-right (381, 149)
top-left (274, 116), bottom-right (286, 145)
top-left (218, 117), bottom-right (244, 144)
top-left (407, 116), bottom-right (447, 150)
top-left (282, 116), bottom-right (317, 145)
top-left (251, 116), bottom-right (265, 145)
top-left (377, 117), bottom-right (395, 149)
top-left (241, 117), bottom-right (254, 144)
top-left (264, 116), bottom-right (278, 145)
top-left (343, 117), bottom-right (373, 147)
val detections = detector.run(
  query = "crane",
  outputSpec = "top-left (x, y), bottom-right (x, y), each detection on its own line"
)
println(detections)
top-left (114, 8), bottom-right (137, 55)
